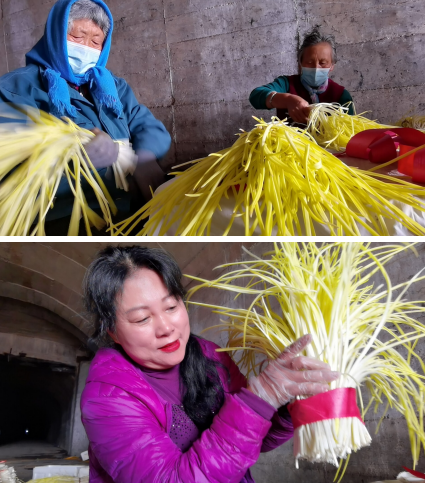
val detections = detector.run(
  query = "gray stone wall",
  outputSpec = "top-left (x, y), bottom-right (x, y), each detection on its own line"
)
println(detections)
top-left (0, 1), bottom-right (8, 75)
top-left (0, 0), bottom-right (423, 166)
top-left (69, 361), bottom-right (91, 456)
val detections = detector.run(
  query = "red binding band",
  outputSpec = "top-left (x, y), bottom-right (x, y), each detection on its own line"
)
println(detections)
top-left (345, 127), bottom-right (425, 183)
top-left (287, 388), bottom-right (364, 429)
top-left (402, 467), bottom-right (425, 479)
top-left (346, 129), bottom-right (398, 163)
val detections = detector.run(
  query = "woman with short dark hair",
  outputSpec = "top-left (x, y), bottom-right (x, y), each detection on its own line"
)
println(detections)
top-left (250, 26), bottom-right (354, 124)
top-left (81, 245), bottom-right (339, 483)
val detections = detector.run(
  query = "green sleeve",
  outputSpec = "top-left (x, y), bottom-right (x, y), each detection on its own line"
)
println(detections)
top-left (339, 89), bottom-right (355, 115)
top-left (249, 76), bottom-right (290, 110)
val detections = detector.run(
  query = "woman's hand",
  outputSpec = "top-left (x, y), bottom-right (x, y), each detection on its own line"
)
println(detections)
top-left (285, 95), bottom-right (311, 123)
top-left (247, 334), bottom-right (340, 409)
top-left (85, 128), bottom-right (119, 169)
top-left (133, 150), bottom-right (166, 201)
top-left (268, 92), bottom-right (311, 124)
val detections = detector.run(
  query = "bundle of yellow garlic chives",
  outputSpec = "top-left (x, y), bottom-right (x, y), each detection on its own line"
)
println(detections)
top-left (306, 103), bottom-right (395, 151)
top-left (113, 116), bottom-right (425, 236)
top-left (185, 242), bottom-right (425, 475)
top-left (0, 105), bottom-right (117, 236)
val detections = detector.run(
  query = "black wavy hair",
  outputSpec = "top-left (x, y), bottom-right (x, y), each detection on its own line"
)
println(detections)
top-left (83, 245), bottom-right (225, 431)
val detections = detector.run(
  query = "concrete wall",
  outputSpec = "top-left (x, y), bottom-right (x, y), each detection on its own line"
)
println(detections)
top-left (0, 1), bottom-right (8, 75)
top-left (0, 298), bottom-right (85, 366)
top-left (69, 361), bottom-right (91, 456)
top-left (0, 0), bottom-right (423, 165)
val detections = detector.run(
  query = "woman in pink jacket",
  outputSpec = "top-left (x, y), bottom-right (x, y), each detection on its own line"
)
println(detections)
top-left (81, 246), bottom-right (339, 483)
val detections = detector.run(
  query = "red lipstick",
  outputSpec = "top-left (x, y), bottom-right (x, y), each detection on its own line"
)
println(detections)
top-left (159, 340), bottom-right (180, 353)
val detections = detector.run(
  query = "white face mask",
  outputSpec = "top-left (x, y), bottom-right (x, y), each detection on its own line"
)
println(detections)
top-left (67, 41), bottom-right (101, 75)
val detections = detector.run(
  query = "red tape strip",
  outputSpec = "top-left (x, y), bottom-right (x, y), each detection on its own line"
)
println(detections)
top-left (402, 466), bottom-right (425, 479)
top-left (287, 388), bottom-right (364, 429)
top-left (346, 127), bottom-right (425, 182)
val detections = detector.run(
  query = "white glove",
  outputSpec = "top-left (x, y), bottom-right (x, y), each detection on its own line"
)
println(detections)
top-left (112, 141), bottom-right (138, 191)
top-left (84, 128), bottom-right (119, 169)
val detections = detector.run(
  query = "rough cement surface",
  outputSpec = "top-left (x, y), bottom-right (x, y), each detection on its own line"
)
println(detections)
top-left (0, 333), bottom-right (81, 366)
top-left (69, 361), bottom-right (90, 456)
top-left (1, 0), bottom-right (423, 164)
top-left (0, 1), bottom-right (8, 75)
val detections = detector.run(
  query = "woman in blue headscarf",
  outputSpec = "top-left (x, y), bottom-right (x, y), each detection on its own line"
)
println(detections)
top-left (0, 0), bottom-right (171, 229)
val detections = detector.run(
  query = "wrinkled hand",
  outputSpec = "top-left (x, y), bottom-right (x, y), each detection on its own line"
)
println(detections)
top-left (248, 334), bottom-right (340, 409)
top-left (84, 128), bottom-right (119, 169)
top-left (284, 95), bottom-right (311, 124)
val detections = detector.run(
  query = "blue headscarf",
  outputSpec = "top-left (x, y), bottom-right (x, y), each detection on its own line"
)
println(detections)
top-left (25, 0), bottom-right (123, 119)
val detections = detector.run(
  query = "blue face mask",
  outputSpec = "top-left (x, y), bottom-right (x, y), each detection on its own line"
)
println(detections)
top-left (301, 67), bottom-right (330, 88)
top-left (67, 41), bottom-right (101, 75)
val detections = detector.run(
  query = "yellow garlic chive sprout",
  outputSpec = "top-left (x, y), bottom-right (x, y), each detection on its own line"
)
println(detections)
top-left (0, 105), bottom-right (117, 236)
top-left (306, 103), bottom-right (395, 152)
top-left (186, 242), bottom-right (425, 478)
top-left (396, 115), bottom-right (425, 131)
top-left (114, 116), bottom-right (425, 236)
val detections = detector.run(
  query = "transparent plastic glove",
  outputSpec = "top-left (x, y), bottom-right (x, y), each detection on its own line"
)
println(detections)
top-left (248, 334), bottom-right (340, 409)
top-left (84, 128), bottom-right (119, 169)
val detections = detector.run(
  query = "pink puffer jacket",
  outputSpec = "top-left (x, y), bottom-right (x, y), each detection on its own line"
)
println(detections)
top-left (81, 338), bottom-right (293, 483)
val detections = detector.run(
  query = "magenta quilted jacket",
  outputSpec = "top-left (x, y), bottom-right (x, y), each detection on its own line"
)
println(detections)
top-left (81, 338), bottom-right (293, 482)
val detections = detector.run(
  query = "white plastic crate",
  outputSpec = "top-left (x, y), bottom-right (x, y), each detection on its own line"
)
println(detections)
top-left (32, 466), bottom-right (89, 480)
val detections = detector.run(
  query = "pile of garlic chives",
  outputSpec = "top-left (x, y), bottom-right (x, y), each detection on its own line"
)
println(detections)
top-left (186, 242), bottom-right (425, 476)
top-left (0, 105), bottom-right (117, 236)
top-left (306, 103), bottom-right (395, 151)
top-left (114, 115), bottom-right (425, 236)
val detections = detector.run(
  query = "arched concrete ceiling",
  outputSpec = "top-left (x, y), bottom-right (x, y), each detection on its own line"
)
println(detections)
top-left (0, 297), bottom-right (85, 344)
top-left (0, 241), bottom-right (261, 367)
top-left (0, 241), bottom-right (255, 340)
top-left (0, 241), bottom-right (265, 364)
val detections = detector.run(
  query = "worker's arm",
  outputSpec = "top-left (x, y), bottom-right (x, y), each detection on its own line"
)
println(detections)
top-left (339, 89), bottom-right (355, 115)
top-left (249, 76), bottom-right (310, 123)
top-left (249, 76), bottom-right (290, 109)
